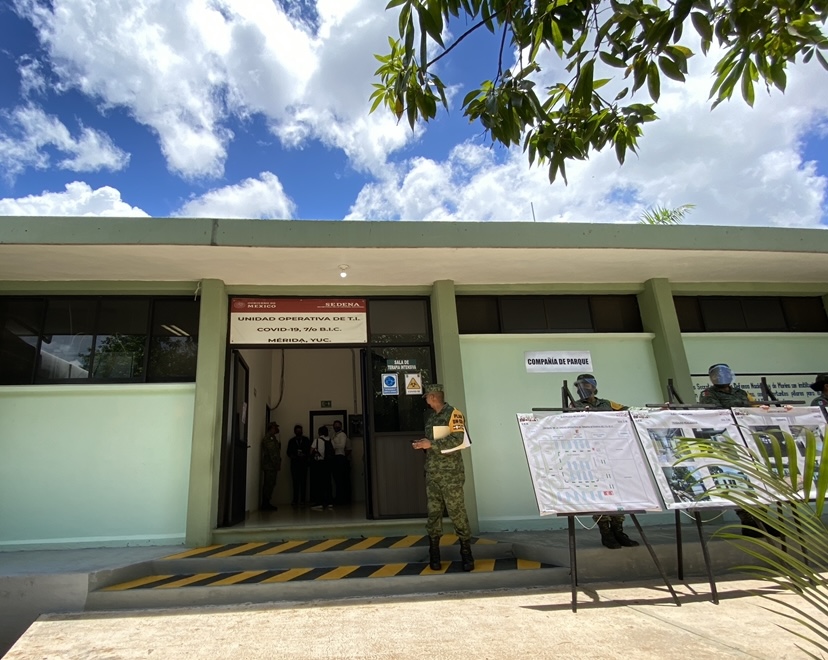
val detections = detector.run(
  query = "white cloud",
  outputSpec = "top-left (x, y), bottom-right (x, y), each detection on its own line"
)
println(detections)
top-left (18, 55), bottom-right (47, 97)
top-left (176, 171), bottom-right (296, 219)
top-left (0, 105), bottom-right (129, 177)
top-left (15, 0), bottom-right (414, 178)
top-left (347, 50), bottom-right (828, 228)
top-left (0, 181), bottom-right (148, 216)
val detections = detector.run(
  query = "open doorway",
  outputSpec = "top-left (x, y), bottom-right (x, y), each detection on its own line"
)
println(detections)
top-left (217, 295), bottom-right (437, 531)
top-left (217, 345), bottom-right (431, 530)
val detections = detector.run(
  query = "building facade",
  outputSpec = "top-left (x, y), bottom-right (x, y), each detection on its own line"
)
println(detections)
top-left (2, 217), bottom-right (827, 549)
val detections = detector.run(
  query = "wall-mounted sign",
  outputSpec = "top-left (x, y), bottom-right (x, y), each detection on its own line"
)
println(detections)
top-left (381, 373), bottom-right (399, 395)
top-left (524, 351), bottom-right (593, 373)
top-left (405, 372), bottom-right (423, 395)
top-left (388, 358), bottom-right (418, 371)
top-left (691, 373), bottom-right (814, 404)
top-left (229, 298), bottom-right (367, 345)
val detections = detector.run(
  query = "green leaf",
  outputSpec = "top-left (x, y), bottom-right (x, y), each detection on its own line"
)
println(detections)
top-left (386, 0), bottom-right (407, 8)
top-left (600, 51), bottom-right (627, 68)
top-left (817, 50), bottom-right (828, 72)
top-left (571, 59), bottom-right (595, 107)
top-left (658, 55), bottom-right (686, 82)
top-left (647, 61), bottom-right (661, 102)
top-left (551, 20), bottom-right (565, 58)
top-left (691, 11), bottom-right (713, 43)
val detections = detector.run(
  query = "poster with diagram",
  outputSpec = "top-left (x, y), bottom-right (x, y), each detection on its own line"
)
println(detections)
top-left (630, 409), bottom-right (750, 510)
top-left (732, 407), bottom-right (827, 500)
top-left (516, 412), bottom-right (662, 517)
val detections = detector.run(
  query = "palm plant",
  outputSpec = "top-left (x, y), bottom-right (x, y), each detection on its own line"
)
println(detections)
top-left (638, 203), bottom-right (695, 225)
top-left (677, 430), bottom-right (828, 658)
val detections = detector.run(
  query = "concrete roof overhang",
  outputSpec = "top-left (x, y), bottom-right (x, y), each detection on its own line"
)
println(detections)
top-left (0, 217), bottom-right (826, 288)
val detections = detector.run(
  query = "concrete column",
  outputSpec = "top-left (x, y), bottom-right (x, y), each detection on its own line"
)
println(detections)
top-left (430, 280), bottom-right (479, 534)
top-left (186, 279), bottom-right (228, 546)
top-left (637, 278), bottom-right (694, 403)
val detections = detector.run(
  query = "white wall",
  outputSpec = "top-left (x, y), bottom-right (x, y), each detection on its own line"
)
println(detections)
top-left (0, 384), bottom-right (195, 549)
top-left (460, 334), bottom-right (665, 532)
top-left (268, 348), bottom-right (365, 505)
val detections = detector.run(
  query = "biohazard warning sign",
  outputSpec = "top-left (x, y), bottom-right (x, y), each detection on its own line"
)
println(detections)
top-left (405, 372), bottom-right (423, 395)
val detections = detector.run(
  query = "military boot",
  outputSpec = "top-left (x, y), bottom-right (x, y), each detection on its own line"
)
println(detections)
top-left (428, 536), bottom-right (442, 570)
top-left (611, 520), bottom-right (639, 547)
top-left (459, 539), bottom-right (475, 572)
top-left (598, 520), bottom-right (621, 549)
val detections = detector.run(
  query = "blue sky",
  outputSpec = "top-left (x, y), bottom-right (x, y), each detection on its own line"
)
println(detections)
top-left (0, 0), bottom-right (826, 227)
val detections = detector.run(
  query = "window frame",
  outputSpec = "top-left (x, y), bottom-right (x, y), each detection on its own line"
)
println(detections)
top-left (0, 295), bottom-right (201, 385)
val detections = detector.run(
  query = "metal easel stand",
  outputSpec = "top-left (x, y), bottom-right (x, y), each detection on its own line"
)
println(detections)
top-left (559, 511), bottom-right (681, 612)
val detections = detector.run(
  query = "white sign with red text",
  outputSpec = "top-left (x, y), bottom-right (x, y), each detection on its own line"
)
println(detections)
top-left (230, 298), bottom-right (367, 345)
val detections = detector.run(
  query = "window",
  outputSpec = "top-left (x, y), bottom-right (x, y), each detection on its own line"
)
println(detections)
top-left (455, 295), bottom-right (643, 334)
top-left (674, 296), bottom-right (828, 332)
top-left (148, 299), bottom-right (200, 380)
top-left (368, 299), bottom-right (430, 344)
top-left (0, 296), bottom-right (200, 385)
top-left (0, 299), bottom-right (45, 385)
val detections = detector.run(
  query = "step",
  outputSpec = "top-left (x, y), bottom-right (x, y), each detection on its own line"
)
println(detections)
top-left (85, 535), bottom-right (567, 610)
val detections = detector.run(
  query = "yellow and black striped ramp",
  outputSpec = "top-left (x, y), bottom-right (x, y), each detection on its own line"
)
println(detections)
top-left (103, 558), bottom-right (554, 591)
top-left (162, 535), bottom-right (498, 560)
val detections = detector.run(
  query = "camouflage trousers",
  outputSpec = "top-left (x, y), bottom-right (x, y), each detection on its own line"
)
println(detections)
top-left (261, 470), bottom-right (278, 507)
top-left (425, 470), bottom-right (471, 541)
top-left (593, 514), bottom-right (624, 525)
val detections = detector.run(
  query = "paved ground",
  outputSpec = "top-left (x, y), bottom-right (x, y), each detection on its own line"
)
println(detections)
top-left (4, 577), bottom-right (821, 659)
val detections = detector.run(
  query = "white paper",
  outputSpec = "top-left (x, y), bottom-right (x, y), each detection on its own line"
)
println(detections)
top-left (516, 411), bottom-right (662, 516)
top-left (630, 409), bottom-right (750, 510)
top-left (441, 429), bottom-right (471, 454)
top-left (732, 407), bottom-right (827, 500)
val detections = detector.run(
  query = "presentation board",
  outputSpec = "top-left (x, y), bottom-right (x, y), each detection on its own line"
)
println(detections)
top-left (732, 407), bottom-right (827, 499)
top-left (516, 411), bottom-right (662, 516)
top-left (630, 409), bottom-right (749, 510)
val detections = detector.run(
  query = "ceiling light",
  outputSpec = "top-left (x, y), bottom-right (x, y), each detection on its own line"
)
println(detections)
top-left (339, 264), bottom-right (349, 278)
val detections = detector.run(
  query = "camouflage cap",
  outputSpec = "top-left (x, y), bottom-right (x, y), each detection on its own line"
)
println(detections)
top-left (423, 383), bottom-right (444, 397)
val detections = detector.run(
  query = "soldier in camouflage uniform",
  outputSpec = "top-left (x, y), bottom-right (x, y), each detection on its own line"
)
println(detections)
top-left (412, 384), bottom-right (474, 572)
top-left (809, 373), bottom-right (828, 407)
top-left (570, 374), bottom-right (640, 550)
top-left (260, 422), bottom-right (281, 511)
top-left (698, 363), bottom-right (769, 537)
top-left (698, 364), bottom-right (755, 408)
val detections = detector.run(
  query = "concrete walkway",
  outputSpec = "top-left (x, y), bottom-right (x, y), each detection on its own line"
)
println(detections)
top-left (3, 577), bottom-right (819, 659)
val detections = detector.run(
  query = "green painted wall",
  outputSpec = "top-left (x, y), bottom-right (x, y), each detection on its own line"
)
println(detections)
top-left (0, 384), bottom-right (194, 549)
top-left (683, 333), bottom-right (828, 376)
top-left (459, 334), bottom-right (664, 531)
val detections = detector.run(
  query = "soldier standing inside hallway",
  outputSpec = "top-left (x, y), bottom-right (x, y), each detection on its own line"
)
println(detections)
top-left (412, 384), bottom-right (474, 572)
top-left (260, 422), bottom-right (281, 511)
top-left (571, 373), bottom-right (640, 550)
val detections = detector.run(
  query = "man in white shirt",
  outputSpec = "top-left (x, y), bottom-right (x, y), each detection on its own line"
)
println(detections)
top-left (331, 419), bottom-right (352, 505)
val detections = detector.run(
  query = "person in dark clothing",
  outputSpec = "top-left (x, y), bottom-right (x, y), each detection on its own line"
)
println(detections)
top-left (286, 424), bottom-right (311, 506)
top-left (310, 426), bottom-right (335, 510)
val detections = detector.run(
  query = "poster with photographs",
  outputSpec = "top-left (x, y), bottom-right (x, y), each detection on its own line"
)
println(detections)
top-left (732, 407), bottom-right (826, 500)
top-left (516, 412), bottom-right (662, 516)
top-left (630, 409), bottom-right (750, 510)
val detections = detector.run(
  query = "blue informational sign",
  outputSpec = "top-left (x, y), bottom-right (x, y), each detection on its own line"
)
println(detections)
top-left (381, 373), bottom-right (399, 396)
